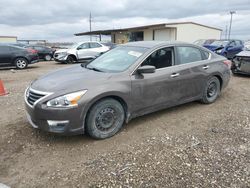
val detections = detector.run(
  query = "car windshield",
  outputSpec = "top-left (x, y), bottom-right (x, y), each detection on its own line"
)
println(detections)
top-left (69, 43), bottom-right (80, 49)
top-left (86, 46), bottom-right (148, 73)
top-left (194, 39), bottom-right (206, 46)
top-left (211, 40), bottom-right (229, 47)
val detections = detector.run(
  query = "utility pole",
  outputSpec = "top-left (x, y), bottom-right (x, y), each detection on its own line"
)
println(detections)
top-left (228, 11), bottom-right (236, 40)
top-left (225, 25), bottom-right (228, 39)
top-left (89, 12), bottom-right (92, 41)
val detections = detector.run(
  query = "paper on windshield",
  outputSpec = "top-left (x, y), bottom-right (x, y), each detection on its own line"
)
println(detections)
top-left (128, 51), bottom-right (142, 57)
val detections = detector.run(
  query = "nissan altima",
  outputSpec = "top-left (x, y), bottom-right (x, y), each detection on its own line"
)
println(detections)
top-left (25, 41), bottom-right (231, 139)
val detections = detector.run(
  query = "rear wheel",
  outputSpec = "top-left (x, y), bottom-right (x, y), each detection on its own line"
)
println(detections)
top-left (201, 77), bottom-right (220, 104)
top-left (15, 58), bottom-right (28, 69)
top-left (86, 98), bottom-right (125, 139)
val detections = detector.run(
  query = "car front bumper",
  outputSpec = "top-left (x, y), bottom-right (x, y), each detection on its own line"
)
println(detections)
top-left (54, 53), bottom-right (68, 63)
top-left (25, 97), bottom-right (85, 135)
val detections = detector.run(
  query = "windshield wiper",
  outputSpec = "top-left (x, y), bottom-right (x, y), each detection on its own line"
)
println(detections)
top-left (84, 65), bottom-right (103, 72)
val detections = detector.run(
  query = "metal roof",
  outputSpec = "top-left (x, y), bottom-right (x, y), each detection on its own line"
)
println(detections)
top-left (121, 41), bottom-right (187, 48)
top-left (75, 22), bottom-right (222, 36)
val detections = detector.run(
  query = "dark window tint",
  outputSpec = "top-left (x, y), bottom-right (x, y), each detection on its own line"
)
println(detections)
top-left (176, 46), bottom-right (203, 64)
top-left (141, 47), bottom-right (173, 69)
top-left (0, 46), bottom-right (10, 53)
top-left (90, 42), bottom-right (102, 48)
top-left (78, 43), bottom-right (89, 50)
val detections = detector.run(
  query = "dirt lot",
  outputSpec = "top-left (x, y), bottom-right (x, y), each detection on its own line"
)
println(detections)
top-left (0, 61), bottom-right (249, 187)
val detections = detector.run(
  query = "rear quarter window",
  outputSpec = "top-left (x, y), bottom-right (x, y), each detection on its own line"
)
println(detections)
top-left (201, 50), bottom-right (210, 60)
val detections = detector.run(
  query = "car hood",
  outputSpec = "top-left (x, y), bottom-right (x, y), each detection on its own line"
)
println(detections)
top-left (55, 49), bottom-right (68, 53)
top-left (203, 45), bottom-right (224, 51)
top-left (30, 65), bottom-right (112, 92)
top-left (236, 50), bottom-right (250, 57)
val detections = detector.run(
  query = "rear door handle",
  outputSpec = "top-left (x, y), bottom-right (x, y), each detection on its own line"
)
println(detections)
top-left (203, 65), bottom-right (210, 70)
top-left (170, 73), bottom-right (180, 78)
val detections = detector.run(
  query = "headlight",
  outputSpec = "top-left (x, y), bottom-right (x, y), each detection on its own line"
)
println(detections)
top-left (216, 49), bottom-right (222, 53)
top-left (47, 90), bottom-right (87, 108)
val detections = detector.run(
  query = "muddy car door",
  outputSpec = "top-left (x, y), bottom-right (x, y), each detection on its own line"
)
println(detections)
top-left (131, 47), bottom-right (185, 114)
top-left (174, 45), bottom-right (210, 100)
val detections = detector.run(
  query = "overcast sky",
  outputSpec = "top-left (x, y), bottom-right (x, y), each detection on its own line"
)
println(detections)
top-left (0, 0), bottom-right (250, 42)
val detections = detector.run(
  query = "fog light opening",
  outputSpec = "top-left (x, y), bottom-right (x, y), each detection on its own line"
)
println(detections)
top-left (47, 120), bottom-right (69, 127)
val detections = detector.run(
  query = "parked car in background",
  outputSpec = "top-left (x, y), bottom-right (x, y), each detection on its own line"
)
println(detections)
top-left (54, 41), bottom-right (110, 64)
top-left (193, 39), bottom-right (215, 46)
top-left (11, 43), bottom-right (28, 48)
top-left (0, 44), bottom-right (39, 69)
top-left (203, 39), bottom-right (244, 59)
top-left (231, 49), bottom-right (250, 75)
top-left (244, 41), bottom-right (250, 50)
top-left (25, 41), bottom-right (231, 139)
top-left (26, 45), bottom-right (55, 61)
top-left (101, 42), bottom-right (117, 49)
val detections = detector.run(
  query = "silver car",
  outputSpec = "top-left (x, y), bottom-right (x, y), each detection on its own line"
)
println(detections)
top-left (232, 50), bottom-right (250, 75)
top-left (25, 41), bottom-right (231, 139)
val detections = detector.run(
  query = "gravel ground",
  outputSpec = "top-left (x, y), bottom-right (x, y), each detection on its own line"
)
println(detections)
top-left (0, 61), bottom-right (249, 187)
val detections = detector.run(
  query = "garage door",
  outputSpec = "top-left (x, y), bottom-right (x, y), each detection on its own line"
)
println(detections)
top-left (154, 29), bottom-right (171, 41)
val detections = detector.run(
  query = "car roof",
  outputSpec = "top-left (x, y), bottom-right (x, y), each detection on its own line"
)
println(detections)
top-left (121, 41), bottom-right (189, 48)
top-left (0, 44), bottom-right (25, 49)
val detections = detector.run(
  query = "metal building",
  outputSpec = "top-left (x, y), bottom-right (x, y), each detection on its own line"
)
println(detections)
top-left (0, 36), bottom-right (17, 43)
top-left (75, 22), bottom-right (222, 44)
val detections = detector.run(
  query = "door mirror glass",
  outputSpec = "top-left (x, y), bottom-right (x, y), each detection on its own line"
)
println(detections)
top-left (137, 65), bottom-right (156, 74)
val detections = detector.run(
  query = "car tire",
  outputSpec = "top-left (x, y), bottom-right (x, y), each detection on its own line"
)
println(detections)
top-left (66, 56), bottom-right (75, 64)
top-left (86, 98), bottom-right (125, 139)
top-left (15, 57), bottom-right (28, 69)
top-left (44, 54), bottom-right (52, 61)
top-left (200, 77), bottom-right (221, 104)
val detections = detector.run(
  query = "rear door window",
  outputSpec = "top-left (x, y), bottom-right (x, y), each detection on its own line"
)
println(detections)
top-left (176, 46), bottom-right (203, 64)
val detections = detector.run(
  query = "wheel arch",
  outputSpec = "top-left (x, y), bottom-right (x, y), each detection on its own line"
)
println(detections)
top-left (12, 56), bottom-right (29, 65)
top-left (83, 94), bottom-right (130, 130)
top-left (212, 74), bottom-right (223, 90)
top-left (67, 54), bottom-right (77, 61)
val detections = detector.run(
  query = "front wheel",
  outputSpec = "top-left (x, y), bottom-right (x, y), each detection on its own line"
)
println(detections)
top-left (86, 98), bottom-right (125, 139)
top-left (66, 56), bottom-right (75, 64)
top-left (200, 77), bottom-right (221, 104)
top-left (15, 58), bottom-right (28, 69)
top-left (44, 54), bottom-right (52, 61)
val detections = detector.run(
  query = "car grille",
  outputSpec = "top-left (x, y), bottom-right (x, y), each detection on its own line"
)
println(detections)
top-left (27, 89), bottom-right (46, 106)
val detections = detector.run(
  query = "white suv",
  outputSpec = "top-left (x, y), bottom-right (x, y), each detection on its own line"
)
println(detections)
top-left (54, 41), bottom-right (110, 64)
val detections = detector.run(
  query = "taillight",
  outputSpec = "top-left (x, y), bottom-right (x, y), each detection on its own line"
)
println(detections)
top-left (223, 60), bottom-right (232, 69)
top-left (27, 48), bottom-right (38, 54)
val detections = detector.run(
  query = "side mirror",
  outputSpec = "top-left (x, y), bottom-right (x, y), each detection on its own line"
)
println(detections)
top-left (137, 65), bottom-right (156, 74)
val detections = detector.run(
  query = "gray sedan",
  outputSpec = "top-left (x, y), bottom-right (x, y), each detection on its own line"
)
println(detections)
top-left (25, 41), bottom-right (231, 139)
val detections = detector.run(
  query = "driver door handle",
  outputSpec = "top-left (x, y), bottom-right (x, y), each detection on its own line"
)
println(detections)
top-left (203, 65), bottom-right (210, 70)
top-left (171, 73), bottom-right (180, 78)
